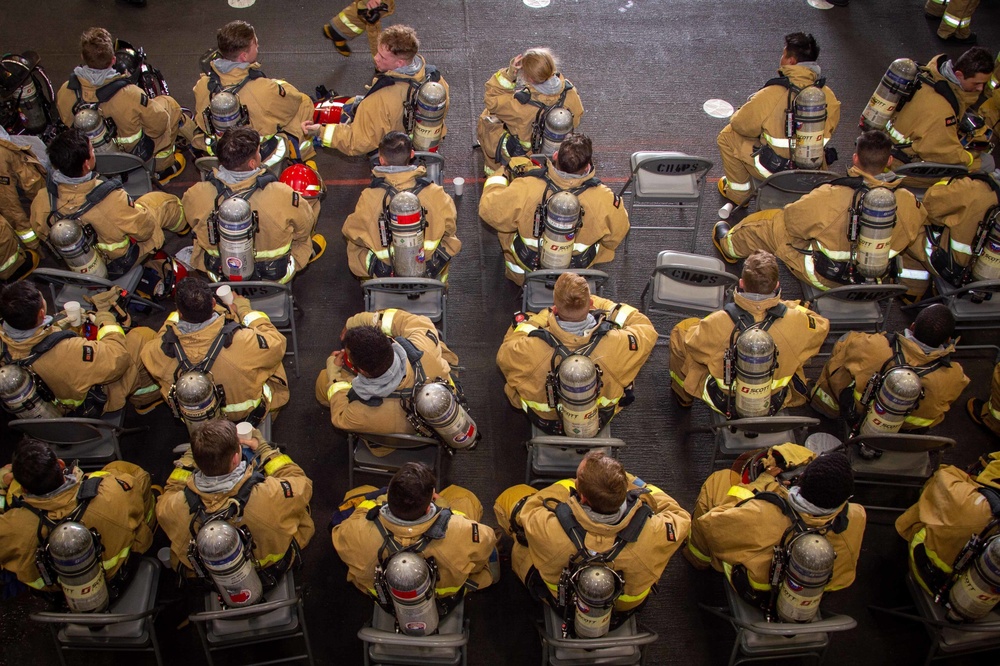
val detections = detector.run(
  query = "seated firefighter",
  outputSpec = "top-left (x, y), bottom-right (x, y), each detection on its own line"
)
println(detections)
top-left (30, 128), bottom-right (187, 280)
top-left (315, 309), bottom-right (479, 451)
top-left (183, 127), bottom-right (323, 284)
top-left (477, 47), bottom-right (585, 177)
top-left (55, 27), bottom-right (190, 182)
top-left (139, 277), bottom-right (289, 427)
top-left (810, 303), bottom-right (968, 432)
top-left (714, 130), bottom-right (929, 298)
top-left (0, 438), bottom-right (155, 607)
top-left (479, 133), bottom-right (630, 286)
top-left (495, 451), bottom-right (690, 635)
top-left (669, 250), bottom-right (828, 416)
top-left (157, 419), bottom-right (314, 592)
top-left (0, 213), bottom-right (39, 283)
top-left (497, 272), bottom-right (656, 436)
top-left (304, 25), bottom-right (450, 157)
top-left (686, 452), bottom-right (867, 616)
top-left (331, 463), bottom-right (498, 629)
top-left (896, 453), bottom-right (1000, 612)
top-left (0, 281), bottom-right (161, 419)
top-left (717, 32), bottom-right (841, 206)
top-left (0, 123), bottom-right (47, 250)
top-left (969, 362), bottom-right (1000, 437)
top-left (193, 20), bottom-right (316, 163)
top-left (342, 132), bottom-right (460, 281)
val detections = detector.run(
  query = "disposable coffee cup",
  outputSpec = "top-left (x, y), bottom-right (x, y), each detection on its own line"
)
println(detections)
top-left (718, 203), bottom-right (735, 219)
top-left (64, 301), bottom-right (83, 326)
top-left (236, 422), bottom-right (254, 440)
top-left (453, 177), bottom-right (465, 197)
top-left (216, 284), bottom-right (234, 305)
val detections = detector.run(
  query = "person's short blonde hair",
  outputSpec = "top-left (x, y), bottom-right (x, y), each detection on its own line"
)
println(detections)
top-left (553, 272), bottom-right (591, 319)
top-left (521, 48), bottom-right (556, 85)
top-left (379, 25), bottom-right (419, 60)
top-left (577, 451), bottom-right (628, 514)
top-left (742, 250), bottom-right (779, 295)
top-left (81, 27), bottom-right (115, 69)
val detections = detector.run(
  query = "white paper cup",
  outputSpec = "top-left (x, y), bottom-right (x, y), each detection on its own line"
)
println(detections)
top-left (718, 203), bottom-right (734, 219)
top-left (453, 177), bottom-right (465, 197)
top-left (216, 284), bottom-right (234, 305)
top-left (64, 301), bottom-right (83, 326)
top-left (236, 422), bottom-right (254, 439)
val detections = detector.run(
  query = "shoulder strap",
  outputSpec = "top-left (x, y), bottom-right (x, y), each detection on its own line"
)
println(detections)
top-left (890, 334), bottom-right (951, 375)
top-left (978, 487), bottom-right (1000, 516)
top-left (761, 75), bottom-right (796, 92)
top-left (830, 176), bottom-right (865, 189)
top-left (723, 302), bottom-right (756, 332)
top-left (738, 491), bottom-right (795, 518)
top-left (76, 475), bottom-right (104, 502)
top-left (965, 172), bottom-right (1000, 200)
top-left (361, 73), bottom-right (398, 103)
top-left (208, 67), bottom-right (265, 95)
top-left (95, 78), bottom-right (131, 104)
top-left (17, 330), bottom-right (78, 367)
top-left (46, 177), bottom-right (124, 225)
top-left (554, 501), bottom-right (589, 555)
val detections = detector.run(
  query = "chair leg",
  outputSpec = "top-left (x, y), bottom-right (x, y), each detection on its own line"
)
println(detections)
top-left (150, 618), bottom-right (165, 666)
top-left (728, 628), bottom-right (742, 666)
top-left (296, 596), bottom-right (315, 666)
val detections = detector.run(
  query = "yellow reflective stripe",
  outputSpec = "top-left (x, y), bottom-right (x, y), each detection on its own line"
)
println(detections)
top-left (26, 577), bottom-right (47, 590)
top-left (321, 124), bottom-right (337, 148)
top-left (116, 129), bottom-right (144, 145)
top-left (514, 322), bottom-right (538, 334)
top-left (102, 545), bottom-right (131, 571)
top-left (134, 384), bottom-right (160, 396)
top-left (96, 324), bottom-right (125, 340)
top-left (752, 153), bottom-right (774, 178)
top-left (522, 398), bottom-right (555, 414)
top-left (222, 396), bottom-right (262, 413)
top-left (0, 251), bottom-right (20, 272)
top-left (154, 145), bottom-right (176, 159)
top-left (424, 239), bottom-right (441, 252)
top-left (989, 401), bottom-right (1000, 423)
top-left (516, 236), bottom-right (538, 249)
top-left (596, 395), bottom-right (619, 408)
top-left (904, 414), bottom-right (935, 427)
top-left (803, 254), bottom-right (830, 290)
top-left (243, 311), bottom-right (269, 326)
top-left (257, 552), bottom-right (287, 568)
top-left (814, 242), bottom-right (851, 261)
top-left (964, 151), bottom-right (975, 168)
top-left (262, 137), bottom-right (288, 168)
top-left (762, 132), bottom-right (791, 149)
top-left (381, 309), bottom-right (397, 335)
top-left (337, 12), bottom-right (365, 34)
top-left (255, 242), bottom-right (292, 259)
top-left (643, 483), bottom-right (665, 495)
top-left (885, 122), bottom-right (909, 145)
top-left (556, 479), bottom-right (576, 491)
top-left (505, 259), bottom-right (526, 275)
top-left (686, 539), bottom-right (712, 564)
top-left (17, 228), bottom-right (37, 243)
top-left (910, 526), bottom-right (952, 577)
top-left (618, 588), bottom-right (652, 604)
top-left (727, 179), bottom-right (752, 192)
top-left (168, 467), bottom-right (192, 483)
top-left (167, 312), bottom-right (180, 323)
top-left (263, 453), bottom-right (293, 476)
top-left (941, 12), bottom-right (971, 27)
top-left (723, 562), bottom-right (770, 590)
top-left (374, 249), bottom-right (390, 261)
top-left (493, 70), bottom-right (516, 89)
top-left (263, 383), bottom-right (272, 403)
top-left (727, 486), bottom-right (754, 500)
top-left (278, 256), bottom-right (296, 285)
top-left (96, 237), bottom-right (131, 252)
top-left (328, 380), bottom-right (353, 401)
top-left (205, 247), bottom-right (220, 257)
top-left (56, 397), bottom-right (85, 408)
top-left (436, 585), bottom-right (462, 596)
top-left (358, 500), bottom-right (378, 510)
top-left (612, 304), bottom-right (636, 327)
top-left (813, 386), bottom-right (838, 411)
top-left (485, 175), bottom-right (508, 188)
top-left (545, 579), bottom-right (559, 592)
top-left (772, 376), bottom-right (791, 390)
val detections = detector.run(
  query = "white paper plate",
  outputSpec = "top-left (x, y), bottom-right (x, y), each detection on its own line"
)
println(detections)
top-left (807, 0), bottom-right (835, 9)
top-left (524, 0), bottom-right (551, 7)
top-left (228, 0), bottom-right (256, 8)
top-left (703, 99), bottom-right (735, 118)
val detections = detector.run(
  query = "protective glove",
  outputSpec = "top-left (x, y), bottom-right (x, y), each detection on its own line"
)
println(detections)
top-left (979, 152), bottom-right (996, 174)
top-left (231, 294), bottom-right (253, 320)
top-left (766, 444), bottom-right (815, 472)
top-left (504, 156), bottom-right (536, 181)
top-left (85, 287), bottom-right (130, 328)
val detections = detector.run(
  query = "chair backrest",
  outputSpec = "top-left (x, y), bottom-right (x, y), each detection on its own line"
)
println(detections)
top-left (651, 261), bottom-right (739, 291)
top-left (32, 266), bottom-right (113, 291)
top-left (712, 416), bottom-right (821, 436)
top-left (755, 169), bottom-right (839, 211)
top-left (943, 279), bottom-right (1000, 301)
top-left (625, 152), bottom-right (713, 200)
top-left (845, 433), bottom-right (956, 454)
top-left (8, 417), bottom-right (116, 445)
top-left (414, 151), bottom-right (445, 186)
top-left (362, 278), bottom-right (447, 327)
top-left (227, 281), bottom-right (292, 322)
top-left (195, 156), bottom-right (219, 181)
top-left (893, 162), bottom-right (969, 180)
top-left (521, 269), bottom-right (609, 314)
top-left (810, 283), bottom-right (909, 305)
top-left (94, 152), bottom-right (152, 199)
top-left (644, 251), bottom-right (738, 320)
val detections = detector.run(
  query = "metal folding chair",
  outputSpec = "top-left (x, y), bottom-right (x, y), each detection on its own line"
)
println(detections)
top-left (525, 425), bottom-right (624, 487)
top-left (754, 169), bottom-right (839, 211)
top-left (31, 266), bottom-right (162, 312)
top-left (358, 599), bottom-right (469, 666)
top-left (801, 282), bottom-right (908, 336)
top-left (93, 152), bottom-right (153, 199)
top-left (683, 414), bottom-right (820, 470)
top-left (187, 570), bottom-right (314, 666)
top-left (30, 557), bottom-right (164, 666)
top-left (902, 278), bottom-right (1000, 333)
top-left (618, 152), bottom-right (713, 252)
top-left (700, 581), bottom-right (856, 666)
top-left (843, 432), bottom-right (955, 512)
top-left (537, 605), bottom-right (658, 666)
top-left (362, 278), bottom-right (448, 340)
top-left (640, 251), bottom-right (737, 343)
top-left (228, 281), bottom-right (301, 378)
top-left (521, 269), bottom-right (609, 314)
top-left (8, 415), bottom-right (146, 469)
top-left (347, 432), bottom-right (443, 488)
top-left (415, 151), bottom-right (445, 186)
top-left (894, 162), bottom-right (969, 201)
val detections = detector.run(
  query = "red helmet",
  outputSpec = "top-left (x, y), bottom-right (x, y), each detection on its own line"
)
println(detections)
top-left (280, 164), bottom-right (325, 200)
top-left (312, 96), bottom-right (349, 125)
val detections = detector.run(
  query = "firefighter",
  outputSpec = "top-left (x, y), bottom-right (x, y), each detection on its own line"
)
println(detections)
top-left (925, 0), bottom-right (981, 45)
top-left (0, 281), bottom-right (161, 417)
top-left (897, 453), bottom-right (1000, 596)
top-left (477, 47), bottom-right (585, 176)
top-left (183, 127), bottom-right (324, 284)
top-left (303, 25), bottom-right (449, 157)
top-left (193, 20), bottom-right (316, 162)
top-left (0, 437), bottom-right (155, 594)
top-left (685, 452), bottom-right (867, 610)
top-left (494, 451), bottom-right (690, 617)
top-left (140, 277), bottom-right (289, 424)
top-left (332, 462), bottom-right (498, 609)
top-left (322, 0), bottom-right (396, 58)
top-left (968, 364), bottom-right (1000, 438)
top-left (343, 131), bottom-right (460, 281)
top-left (315, 308), bottom-right (459, 437)
top-left (715, 131), bottom-right (930, 298)
top-left (156, 418), bottom-right (314, 579)
top-left (886, 47), bottom-right (995, 176)
top-left (0, 214), bottom-right (38, 283)
top-left (55, 28), bottom-right (189, 183)
top-left (29, 129), bottom-right (187, 278)
top-left (497, 272), bottom-right (656, 434)
top-left (479, 133), bottom-right (629, 286)
top-left (717, 32), bottom-right (841, 205)
top-left (0, 124), bottom-right (46, 250)
top-left (669, 250), bottom-right (828, 414)
top-left (912, 169), bottom-right (1000, 288)
top-left (810, 304), bottom-right (968, 430)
